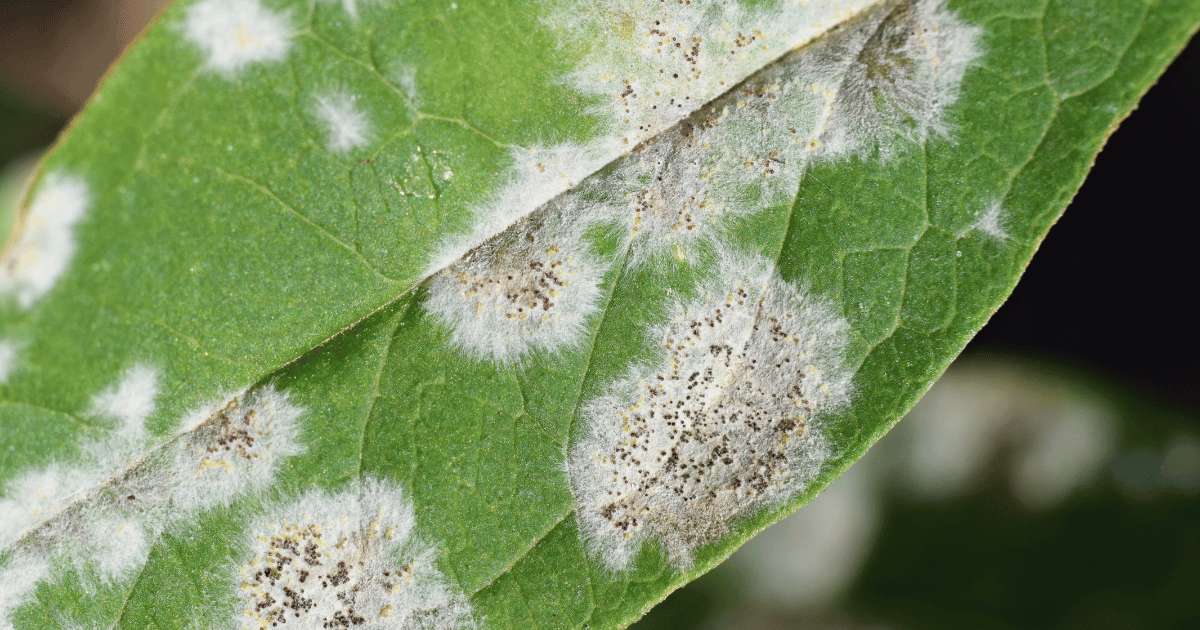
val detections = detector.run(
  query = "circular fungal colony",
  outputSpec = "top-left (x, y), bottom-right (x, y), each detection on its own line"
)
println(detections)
top-left (423, 205), bottom-right (608, 363)
top-left (570, 252), bottom-right (851, 570)
top-left (236, 478), bottom-right (473, 630)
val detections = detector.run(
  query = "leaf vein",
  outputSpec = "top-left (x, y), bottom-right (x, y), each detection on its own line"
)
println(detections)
top-left (181, 158), bottom-right (399, 283)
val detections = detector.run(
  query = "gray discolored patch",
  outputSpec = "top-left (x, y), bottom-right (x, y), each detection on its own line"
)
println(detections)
top-left (423, 201), bottom-right (610, 363)
top-left (233, 477), bottom-right (474, 630)
top-left (569, 251), bottom-right (851, 570)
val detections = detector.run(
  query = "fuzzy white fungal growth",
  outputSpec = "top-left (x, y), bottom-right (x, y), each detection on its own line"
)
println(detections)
top-left (0, 172), bottom-right (89, 309)
top-left (575, 0), bottom-right (982, 264)
top-left (569, 251), bottom-right (851, 570)
top-left (395, 64), bottom-right (419, 104)
top-left (426, 0), bottom-right (981, 327)
top-left (424, 203), bottom-right (608, 363)
top-left (0, 382), bottom-right (306, 625)
top-left (422, 0), bottom-right (877, 274)
top-left (0, 340), bottom-right (17, 383)
top-left (0, 553), bottom-right (48, 630)
top-left (91, 364), bottom-right (160, 438)
top-left (83, 516), bottom-right (150, 581)
top-left (970, 202), bottom-right (1009, 240)
top-left (183, 0), bottom-right (293, 74)
top-left (314, 92), bottom-right (371, 153)
top-left (550, 0), bottom-right (877, 149)
top-left (549, 0), bottom-right (988, 267)
top-left (427, 144), bottom-right (607, 275)
top-left (591, 66), bottom-right (830, 265)
top-left (0, 465), bottom-right (95, 550)
top-left (234, 477), bottom-right (474, 630)
top-left (170, 385), bottom-right (305, 513)
top-left (797, 0), bottom-right (982, 158)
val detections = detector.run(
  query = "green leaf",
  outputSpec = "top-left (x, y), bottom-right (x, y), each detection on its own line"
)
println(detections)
top-left (0, 0), bottom-right (1195, 628)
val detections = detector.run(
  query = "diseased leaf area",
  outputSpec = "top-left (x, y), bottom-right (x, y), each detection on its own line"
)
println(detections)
top-left (0, 0), bottom-right (1196, 628)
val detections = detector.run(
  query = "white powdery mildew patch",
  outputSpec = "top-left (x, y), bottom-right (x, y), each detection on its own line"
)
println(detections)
top-left (183, 0), bottom-right (293, 74)
top-left (0, 382), bottom-right (305, 627)
top-left (0, 172), bottom-right (89, 309)
top-left (82, 516), bottom-right (150, 581)
top-left (424, 202), bottom-right (608, 363)
top-left (167, 385), bottom-right (305, 513)
top-left (314, 92), bottom-right (371, 154)
top-left (234, 477), bottom-right (474, 630)
top-left (970, 201), bottom-right (1009, 240)
top-left (395, 64), bottom-right (419, 105)
top-left (0, 365), bottom-right (158, 552)
top-left (591, 67), bottom-right (828, 265)
top-left (427, 144), bottom-right (607, 275)
top-left (569, 251), bottom-right (850, 570)
top-left (0, 553), bottom-right (48, 630)
top-left (548, 0), bottom-right (876, 149)
top-left (797, 0), bottom-right (982, 158)
top-left (570, 0), bottom-right (981, 265)
top-left (0, 465), bottom-right (99, 552)
top-left (424, 1), bottom-right (980, 342)
top-left (91, 364), bottom-right (160, 440)
top-left (0, 367), bottom-right (163, 626)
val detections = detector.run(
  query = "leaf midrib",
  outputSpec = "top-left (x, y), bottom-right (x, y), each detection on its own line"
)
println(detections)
top-left (447, 2), bottom-right (917, 600)
top-left (286, 0), bottom-right (889, 370)
top-left (448, 0), bottom-right (1126, 605)
top-left (2, 0), bottom-right (885, 575)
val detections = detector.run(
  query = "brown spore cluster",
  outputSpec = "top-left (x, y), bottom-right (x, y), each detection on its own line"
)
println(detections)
top-left (196, 400), bottom-right (265, 471)
top-left (571, 257), bottom-right (849, 570)
top-left (423, 207), bottom-right (607, 363)
top-left (235, 479), bottom-right (473, 630)
top-left (241, 521), bottom-right (406, 629)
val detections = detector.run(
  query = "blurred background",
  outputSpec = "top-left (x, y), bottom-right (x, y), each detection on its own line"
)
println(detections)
top-left (2, 2), bottom-right (1198, 628)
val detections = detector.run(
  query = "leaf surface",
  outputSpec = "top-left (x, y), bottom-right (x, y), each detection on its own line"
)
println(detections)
top-left (1, 0), bottom-right (1197, 628)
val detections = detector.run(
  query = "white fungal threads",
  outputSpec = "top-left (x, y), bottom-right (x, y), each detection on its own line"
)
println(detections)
top-left (0, 553), bottom-right (48, 629)
top-left (549, 0), bottom-right (876, 149)
top-left (422, 144), bottom-right (616, 360)
top-left (183, 0), bottom-right (293, 74)
top-left (0, 466), bottom-right (157, 599)
top-left (0, 465), bottom-right (95, 551)
top-left (235, 478), bottom-right (474, 630)
top-left (970, 202), bottom-right (1009, 240)
top-left (590, 0), bottom-right (980, 264)
top-left (314, 92), bottom-right (371, 154)
top-left (796, 0), bottom-right (982, 158)
top-left (76, 515), bottom-right (151, 582)
top-left (0, 172), bottom-right (89, 309)
top-left (91, 364), bottom-right (160, 440)
top-left (476, 0), bottom-right (875, 268)
top-left (427, 144), bottom-right (607, 275)
top-left (395, 64), bottom-right (419, 105)
top-left (0, 366), bottom-right (159, 552)
top-left (424, 204), bottom-right (608, 363)
top-left (423, 1), bottom-right (981, 352)
top-left (0, 382), bottom-right (305, 628)
top-left (168, 385), bottom-right (305, 513)
top-left (568, 252), bottom-right (851, 570)
top-left (593, 70), bottom-right (825, 265)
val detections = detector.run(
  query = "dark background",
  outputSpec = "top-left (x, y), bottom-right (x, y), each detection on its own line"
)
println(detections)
top-left (965, 33), bottom-right (1200, 413)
